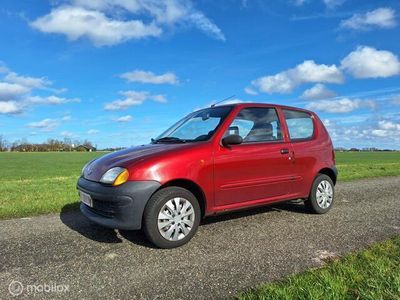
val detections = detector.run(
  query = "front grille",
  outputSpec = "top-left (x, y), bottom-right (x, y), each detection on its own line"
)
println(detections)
top-left (86, 198), bottom-right (117, 218)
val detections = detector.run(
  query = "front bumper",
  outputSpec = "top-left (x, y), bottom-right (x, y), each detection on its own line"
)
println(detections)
top-left (77, 177), bottom-right (161, 230)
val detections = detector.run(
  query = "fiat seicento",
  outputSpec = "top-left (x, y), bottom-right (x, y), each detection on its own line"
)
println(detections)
top-left (78, 103), bottom-right (337, 248)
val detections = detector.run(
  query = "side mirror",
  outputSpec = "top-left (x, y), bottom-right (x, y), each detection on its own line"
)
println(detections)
top-left (222, 134), bottom-right (243, 147)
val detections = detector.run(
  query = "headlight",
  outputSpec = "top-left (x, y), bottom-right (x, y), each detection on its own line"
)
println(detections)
top-left (81, 162), bottom-right (91, 176)
top-left (100, 167), bottom-right (129, 186)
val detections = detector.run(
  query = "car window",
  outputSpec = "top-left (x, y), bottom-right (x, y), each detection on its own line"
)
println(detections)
top-left (156, 106), bottom-right (232, 142)
top-left (227, 119), bottom-right (253, 138)
top-left (283, 109), bottom-right (314, 140)
top-left (172, 117), bottom-right (220, 141)
top-left (225, 108), bottom-right (283, 143)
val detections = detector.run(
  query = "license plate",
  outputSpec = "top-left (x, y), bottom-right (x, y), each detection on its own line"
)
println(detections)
top-left (80, 191), bottom-right (93, 207)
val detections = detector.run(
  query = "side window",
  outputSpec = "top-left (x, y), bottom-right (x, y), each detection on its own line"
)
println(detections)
top-left (225, 108), bottom-right (282, 143)
top-left (283, 109), bottom-right (314, 141)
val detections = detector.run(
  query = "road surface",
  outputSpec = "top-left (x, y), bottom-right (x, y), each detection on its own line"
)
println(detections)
top-left (1, 176), bottom-right (399, 299)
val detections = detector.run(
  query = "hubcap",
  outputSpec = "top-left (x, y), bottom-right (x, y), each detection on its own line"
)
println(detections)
top-left (157, 197), bottom-right (195, 241)
top-left (316, 180), bottom-right (333, 209)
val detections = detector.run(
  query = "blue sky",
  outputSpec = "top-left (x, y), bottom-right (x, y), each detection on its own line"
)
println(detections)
top-left (0, 0), bottom-right (399, 149)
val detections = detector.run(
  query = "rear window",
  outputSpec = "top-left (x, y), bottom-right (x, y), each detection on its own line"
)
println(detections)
top-left (283, 109), bottom-right (314, 141)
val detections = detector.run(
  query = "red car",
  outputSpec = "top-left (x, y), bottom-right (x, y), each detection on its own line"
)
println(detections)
top-left (78, 103), bottom-right (337, 248)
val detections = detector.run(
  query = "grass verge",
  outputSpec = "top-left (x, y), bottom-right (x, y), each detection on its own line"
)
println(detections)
top-left (238, 236), bottom-right (400, 300)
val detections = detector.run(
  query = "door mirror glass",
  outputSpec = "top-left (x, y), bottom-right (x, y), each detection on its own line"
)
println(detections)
top-left (222, 134), bottom-right (243, 147)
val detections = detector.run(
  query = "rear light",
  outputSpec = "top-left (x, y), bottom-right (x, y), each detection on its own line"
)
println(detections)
top-left (332, 150), bottom-right (336, 164)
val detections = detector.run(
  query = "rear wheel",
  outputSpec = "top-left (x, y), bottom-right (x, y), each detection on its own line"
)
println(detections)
top-left (305, 174), bottom-right (334, 214)
top-left (143, 187), bottom-right (201, 248)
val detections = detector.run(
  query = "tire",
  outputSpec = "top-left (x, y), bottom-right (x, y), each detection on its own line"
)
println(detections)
top-left (143, 187), bottom-right (201, 249)
top-left (305, 174), bottom-right (335, 214)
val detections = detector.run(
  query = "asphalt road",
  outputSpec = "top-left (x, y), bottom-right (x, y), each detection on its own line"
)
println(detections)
top-left (1, 176), bottom-right (400, 299)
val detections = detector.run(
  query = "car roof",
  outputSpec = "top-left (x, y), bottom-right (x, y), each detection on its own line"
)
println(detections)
top-left (212, 102), bottom-right (314, 114)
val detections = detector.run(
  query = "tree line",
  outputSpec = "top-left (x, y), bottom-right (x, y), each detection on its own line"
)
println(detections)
top-left (0, 135), bottom-right (96, 152)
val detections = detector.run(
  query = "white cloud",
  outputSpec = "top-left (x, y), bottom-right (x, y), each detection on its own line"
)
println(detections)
top-left (378, 120), bottom-right (400, 130)
top-left (251, 60), bottom-right (344, 94)
top-left (0, 64), bottom-right (9, 74)
top-left (4, 72), bottom-right (51, 89)
top-left (244, 87), bottom-right (258, 95)
top-left (27, 118), bottom-right (61, 131)
top-left (194, 98), bottom-right (248, 111)
top-left (152, 94), bottom-right (167, 103)
top-left (341, 46), bottom-right (400, 78)
top-left (30, 1), bottom-right (225, 46)
top-left (104, 90), bottom-right (167, 110)
top-left (0, 82), bottom-right (30, 100)
top-left (0, 101), bottom-right (23, 114)
top-left (62, 115), bottom-right (72, 121)
top-left (293, 0), bottom-right (346, 8)
top-left (115, 115), bottom-right (133, 122)
top-left (371, 120), bottom-right (400, 138)
top-left (306, 98), bottom-right (376, 113)
top-left (294, 0), bottom-right (307, 6)
top-left (27, 95), bottom-right (80, 105)
top-left (120, 70), bottom-right (178, 85)
top-left (319, 114), bottom-right (400, 149)
top-left (220, 98), bottom-right (247, 105)
top-left (0, 63), bottom-right (78, 115)
top-left (340, 8), bottom-right (397, 30)
top-left (61, 130), bottom-right (74, 137)
top-left (188, 12), bottom-right (225, 41)
top-left (371, 129), bottom-right (387, 137)
top-left (301, 84), bottom-right (336, 100)
top-left (87, 129), bottom-right (99, 134)
top-left (73, 0), bottom-right (142, 12)
top-left (31, 6), bottom-right (162, 47)
top-left (392, 95), bottom-right (400, 105)
top-left (323, 0), bottom-right (346, 9)
top-left (137, 0), bottom-right (225, 40)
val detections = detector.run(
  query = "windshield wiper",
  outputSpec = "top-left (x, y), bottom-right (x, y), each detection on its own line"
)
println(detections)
top-left (152, 137), bottom-right (187, 144)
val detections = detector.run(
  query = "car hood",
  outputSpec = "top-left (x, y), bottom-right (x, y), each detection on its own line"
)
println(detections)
top-left (83, 143), bottom-right (189, 182)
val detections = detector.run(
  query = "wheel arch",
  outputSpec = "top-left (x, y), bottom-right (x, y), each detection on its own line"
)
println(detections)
top-left (158, 179), bottom-right (207, 218)
top-left (317, 167), bottom-right (337, 185)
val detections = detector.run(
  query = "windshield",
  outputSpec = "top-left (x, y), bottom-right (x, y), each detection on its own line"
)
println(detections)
top-left (154, 106), bottom-right (233, 143)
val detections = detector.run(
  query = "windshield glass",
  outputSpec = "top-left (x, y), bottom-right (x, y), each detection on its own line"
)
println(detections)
top-left (154, 106), bottom-right (233, 143)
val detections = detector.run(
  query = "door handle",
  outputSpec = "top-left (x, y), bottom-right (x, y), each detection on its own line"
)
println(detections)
top-left (280, 148), bottom-right (289, 154)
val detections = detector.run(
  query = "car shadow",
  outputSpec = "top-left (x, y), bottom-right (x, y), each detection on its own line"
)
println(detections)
top-left (59, 203), bottom-right (155, 247)
top-left (60, 203), bottom-right (122, 243)
top-left (60, 200), bottom-right (307, 247)
top-left (201, 200), bottom-right (307, 226)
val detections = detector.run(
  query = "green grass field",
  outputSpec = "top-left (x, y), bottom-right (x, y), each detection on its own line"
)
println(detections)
top-left (0, 151), bottom-right (399, 219)
top-left (238, 236), bottom-right (400, 300)
top-left (336, 151), bottom-right (400, 181)
top-left (0, 152), bottom-right (102, 219)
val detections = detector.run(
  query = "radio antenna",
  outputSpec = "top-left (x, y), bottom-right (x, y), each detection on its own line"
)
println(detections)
top-left (211, 95), bottom-right (236, 107)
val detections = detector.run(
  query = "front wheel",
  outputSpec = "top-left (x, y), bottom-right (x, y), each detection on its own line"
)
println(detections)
top-left (305, 174), bottom-right (335, 214)
top-left (143, 187), bottom-right (201, 249)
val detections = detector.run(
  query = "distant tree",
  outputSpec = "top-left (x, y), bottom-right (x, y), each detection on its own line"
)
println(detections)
top-left (63, 137), bottom-right (73, 151)
top-left (7, 137), bottom-right (96, 152)
top-left (0, 135), bottom-right (8, 151)
top-left (82, 139), bottom-right (93, 148)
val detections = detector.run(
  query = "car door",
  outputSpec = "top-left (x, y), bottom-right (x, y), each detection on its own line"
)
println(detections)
top-left (213, 107), bottom-right (295, 209)
top-left (281, 109), bottom-right (318, 198)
